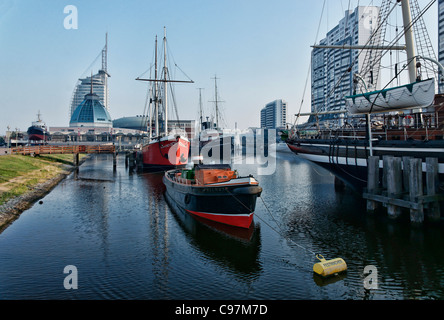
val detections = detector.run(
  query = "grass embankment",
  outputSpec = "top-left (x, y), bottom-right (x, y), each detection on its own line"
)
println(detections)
top-left (0, 154), bottom-right (86, 206)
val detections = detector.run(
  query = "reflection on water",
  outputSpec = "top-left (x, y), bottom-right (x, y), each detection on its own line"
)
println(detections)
top-left (165, 190), bottom-right (262, 280)
top-left (0, 151), bottom-right (443, 300)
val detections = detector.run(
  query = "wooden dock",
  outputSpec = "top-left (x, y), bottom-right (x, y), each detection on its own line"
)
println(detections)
top-left (363, 155), bottom-right (444, 223)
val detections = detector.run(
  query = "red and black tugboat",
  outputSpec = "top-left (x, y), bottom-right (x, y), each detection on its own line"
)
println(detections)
top-left (163, 158), bottom-right (262, 229)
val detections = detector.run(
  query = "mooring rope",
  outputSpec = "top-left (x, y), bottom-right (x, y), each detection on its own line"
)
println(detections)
top-left (224, 188), bottom-right (317, 256)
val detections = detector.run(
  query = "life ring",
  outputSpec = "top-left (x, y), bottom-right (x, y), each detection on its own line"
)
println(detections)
top-left (403, 115), bottom-right (414, 128)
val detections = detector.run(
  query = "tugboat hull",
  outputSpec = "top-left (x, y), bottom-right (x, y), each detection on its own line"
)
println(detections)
top-left (163, 170), bottom-right (262, 228)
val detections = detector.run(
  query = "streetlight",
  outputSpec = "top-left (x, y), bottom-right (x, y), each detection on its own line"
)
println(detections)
top-left (7, 125), bottom-right (10, 148)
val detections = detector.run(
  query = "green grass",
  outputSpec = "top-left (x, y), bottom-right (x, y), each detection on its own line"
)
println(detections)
top-left (0, 154), bottom-right (85, 205)
top-left (0, 178), bottom-right (39, 205)
top-left (0, 155), bottom-right (42, 183)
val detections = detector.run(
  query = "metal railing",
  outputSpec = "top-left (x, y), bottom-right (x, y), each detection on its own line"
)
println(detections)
top-left (11, 145), bottom-right (116, 155)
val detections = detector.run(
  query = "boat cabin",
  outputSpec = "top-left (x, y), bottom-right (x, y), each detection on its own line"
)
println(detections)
top-left (175, 164), bottom-right (238, 186)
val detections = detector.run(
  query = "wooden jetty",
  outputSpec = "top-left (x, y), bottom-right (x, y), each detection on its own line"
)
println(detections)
top-left (124, 150), bottom-right (143, 171)
top-left (363, 155), bottom-right (444, 223)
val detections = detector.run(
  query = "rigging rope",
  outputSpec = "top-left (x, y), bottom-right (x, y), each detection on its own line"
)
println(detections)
top-left (305, 0), bottom-right (436, 133)
top-left (295, 0), bottom-right (327, 125)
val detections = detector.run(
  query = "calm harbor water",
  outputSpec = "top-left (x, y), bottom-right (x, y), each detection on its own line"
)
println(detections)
top-left (1, 148), bottom-right (444, 300)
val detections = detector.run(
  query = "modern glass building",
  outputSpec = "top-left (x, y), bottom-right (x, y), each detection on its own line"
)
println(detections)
top-left (439, 0), bottom-right (444, 93)
top-left (69, 91), bottom-right (112, 128)
top-left (311, 6), bottom-right (380, 115)
top-left (260, 99), bottom-right (287, 129)
top-left (69, 34), bottom-right (110, 118)
top-left (70, 71), bottom-right (109, 118)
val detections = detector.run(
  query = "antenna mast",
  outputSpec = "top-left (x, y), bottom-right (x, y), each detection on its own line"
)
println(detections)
top-left (101, 33), bottom-right (110, 111)
top-left (102, 33), bottom-right (108, 73)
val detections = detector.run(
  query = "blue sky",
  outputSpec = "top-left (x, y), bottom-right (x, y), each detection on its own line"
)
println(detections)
top-left (0, 0), bottom-right (438, 133)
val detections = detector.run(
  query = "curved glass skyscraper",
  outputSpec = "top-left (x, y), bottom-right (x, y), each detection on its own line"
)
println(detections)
top-left (70, 91), bottom-right (112, 128)
top-left (69, 34), bottom-right (110, 119)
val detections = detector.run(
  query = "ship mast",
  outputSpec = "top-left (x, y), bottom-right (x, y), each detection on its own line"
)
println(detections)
top-left (154, 36), bottom-right (159, 137)
top-left (198, 88), bottom-right (204, 132)
top-left (136, 28), bottom-right (194, 138)
top-left (163, 27), bottom-right (168, 136)
top-left (210, 75), bottom-right (224, 129)
top-left (214, 76), bottom-right (219, 129)
top-left (365, 0), bottom-right (417, 157)
top-left (401, 0), bottom-right (417, 83)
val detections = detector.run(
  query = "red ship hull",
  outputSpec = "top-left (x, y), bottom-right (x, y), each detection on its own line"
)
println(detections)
top-left (142, 136), bottom-right (190, 169)
top-left (27, 126), bottom-right (48, 142)
top-left (186, 210), bottom-right (254, 229)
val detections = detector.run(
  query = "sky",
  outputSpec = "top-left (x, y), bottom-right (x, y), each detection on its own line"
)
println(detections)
top-left (0, 0), bottom-right (439, 133)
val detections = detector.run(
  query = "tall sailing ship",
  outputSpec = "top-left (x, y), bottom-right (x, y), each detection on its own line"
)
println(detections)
top-left (194, 76), bottom-right (235, 163)
top-left (136, 29), bottom-right (193, 170)
top-left (285, 0), bottom-right (444, 191)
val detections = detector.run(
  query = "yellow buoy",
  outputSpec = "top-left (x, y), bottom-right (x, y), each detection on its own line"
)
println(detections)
top-left (313, 254), bottom-right (347, 277)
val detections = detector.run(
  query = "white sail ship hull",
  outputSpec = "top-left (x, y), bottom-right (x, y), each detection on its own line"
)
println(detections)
top-left (345, 78), bottom-right (435, 114)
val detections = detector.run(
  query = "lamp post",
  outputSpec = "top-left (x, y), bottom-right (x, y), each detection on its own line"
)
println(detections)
top-left (15, 128), bottom-right (19, 148)
top-left (6, 125), bottom-right (10, 148)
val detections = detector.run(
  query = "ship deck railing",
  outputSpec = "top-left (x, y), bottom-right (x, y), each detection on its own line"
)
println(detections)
top-left (295, 104), bottom-right (444, 142)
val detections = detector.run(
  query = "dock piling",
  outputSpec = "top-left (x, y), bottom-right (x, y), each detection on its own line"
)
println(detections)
top-left (409, 158), bottom-right (424, 223)
top-left (402, 156), bottom-right (413, 192)
top-left (382, 155), bottom-right (390, 189)
top-left (363, 156), bottom-right (443, 224)
top-left (426, 157), bottom-right (440, 222)
top-left (73, 153), bottom-right (80, 167)
top-left (366, 156), bottom-right (380, 212)
top-left (387, 156), bottom-right (402, 219)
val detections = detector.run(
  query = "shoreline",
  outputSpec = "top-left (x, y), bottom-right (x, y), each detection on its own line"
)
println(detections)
top-left (0, 155), bottom-right (89, 232)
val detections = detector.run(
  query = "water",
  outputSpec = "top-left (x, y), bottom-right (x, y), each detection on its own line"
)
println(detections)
top-left (1, 149), bottom-right (444, 300)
